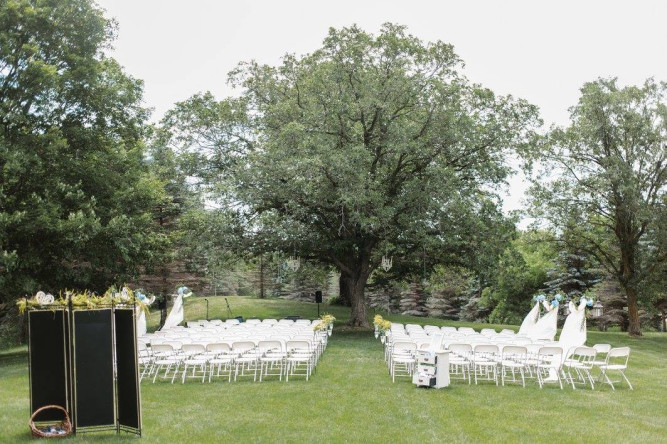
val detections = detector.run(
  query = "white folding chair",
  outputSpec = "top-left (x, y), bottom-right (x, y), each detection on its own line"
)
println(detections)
top-left (151, 343), bottom-right (183, 383)
top-left (232, 340), bottom-right (260, 381)
top-left (390, 341), bottom-right (416, 383)
top-left (598, 347), bottom-right (633, 390)
top-left (448, 343), bottom-right (473, 384)
top-left (500, 345), bottom-right (527, 387)
top-left (473, 344), bottom-right (499, 385)
top-left (138, 342), bottom-right (154, 382)
top-left (285, 340), bottom-right (314, 381)
top-left (181, 344), bottom-right (208, 383)
top-left (590, 343), bottom-right (611, 376)
top-left (536, 346), bottom-right (564, 389)
top-left (258, 340), bottom-right (286, 381)
top-left (207, 343), bottom-right (234, 382)
top-left (563, 346), bottom-right (597, 390)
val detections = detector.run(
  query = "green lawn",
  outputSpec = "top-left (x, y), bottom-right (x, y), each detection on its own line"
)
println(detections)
top-left (1, 296), bottom-right (666, 443)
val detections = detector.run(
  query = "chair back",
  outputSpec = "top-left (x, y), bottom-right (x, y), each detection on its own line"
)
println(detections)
top-left (502, 345), bottom-right (527, 358)
top-left (151, 343), bottom-right (174, 354)
top-left (231, 340), bottom-right (256, 353)
top-left (537, 346), bottom-right (564, 367)
top-left (286, 340), bottom-right (310, 353)
top-left (480, 328), bottom-right (497, 337)
top-left (474, 344), bottom-right (498, 353)
top-left (206, 342), bottom-right (230, 353)
top-left (258, 340), bottom-right (284, 353)
top-left (459, 327), bottom-right (477, 336)
top-left (448, 343), bottom-right (473, 358)
top-left (392, 341), bottom-right (416, 353)
top-left (593, 343), bottom-right (611, 354)
top-left (569, 346), bottom-right (596, 367)
top-left (606, 347), bottom-right (630, 367)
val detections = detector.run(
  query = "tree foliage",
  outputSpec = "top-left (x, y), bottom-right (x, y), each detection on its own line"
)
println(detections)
top-left (482, 231), bottom-right (556, 324)
top-left (529, 78), bottom-right (666, 336)
top-left (0, 0), bottom-right (165, 299)
top-left (165, 24), bottom-right (539, 325)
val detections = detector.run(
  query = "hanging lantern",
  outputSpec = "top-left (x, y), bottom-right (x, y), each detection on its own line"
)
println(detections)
top-left (381, 255), bottom-right (392, 272)
top-left (286, 256), bottom-right (300, 272)
top-left (591, 300), bottom-right (604, 318)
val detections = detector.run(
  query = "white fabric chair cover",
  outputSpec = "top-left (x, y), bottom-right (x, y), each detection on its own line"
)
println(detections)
top-left (558, 299), bottom-right (587, 358)
top-left (518, 302), bottom-right (540, 336)
top-left (529, 301), bottom-right (558, 341)
top-left (161, 292), bottom-right (192, 330)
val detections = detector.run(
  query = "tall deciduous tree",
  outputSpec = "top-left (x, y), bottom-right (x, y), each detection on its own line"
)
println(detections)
top-left (166, 24), bottom-right (539, 326)
top-left (529, 78), bottom-right (666, 336)
top-left (0, 0), bottom-right (164, 298)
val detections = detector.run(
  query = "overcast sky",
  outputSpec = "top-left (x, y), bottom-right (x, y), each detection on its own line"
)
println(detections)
top-left (96, 0), bottom-right (667, 216)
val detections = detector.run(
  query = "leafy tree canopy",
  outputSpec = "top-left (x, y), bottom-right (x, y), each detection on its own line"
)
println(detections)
top-left (529, 78), bottom-right (666, 336)
top-left (164, 24), bottom-right (540, 325)
top-left (0, 0), bottom-right (165, 298)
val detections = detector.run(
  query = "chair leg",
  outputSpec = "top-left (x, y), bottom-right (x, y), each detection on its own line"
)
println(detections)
top-left (620, 370), bottom-right (633, 390)
top-left (601, 368), bottom-right (615, 390)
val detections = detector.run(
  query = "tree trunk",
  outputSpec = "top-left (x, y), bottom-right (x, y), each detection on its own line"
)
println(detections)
top-left (338, 274), bottom-right (352, 306)
top-left (259, 255), bottom-right (265, 299)
top-left (159, 265), bottom-right (170, 329)
top-left (340, 271), bottom-right (370, 327)
top-left (625, 285), bottom-right (642, 337)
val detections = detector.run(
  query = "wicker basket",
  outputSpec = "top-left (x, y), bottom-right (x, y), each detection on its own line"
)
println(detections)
top-left (29, 405), bottom-right (72, 439)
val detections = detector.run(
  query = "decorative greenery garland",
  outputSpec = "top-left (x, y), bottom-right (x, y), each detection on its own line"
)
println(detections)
top-left (17, 286), bottom-right (153, 314)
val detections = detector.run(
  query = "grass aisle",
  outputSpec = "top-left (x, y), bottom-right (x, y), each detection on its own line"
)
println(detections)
top-left (1, 297), bottom-right (666, 442)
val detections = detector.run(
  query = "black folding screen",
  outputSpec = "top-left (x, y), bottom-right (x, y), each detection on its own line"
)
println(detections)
top-left (72, 310), bottom-right (116, 430)
top-left (114, 309), bottom-right (142, 432)
top-left (28, 311), bottom-right (69, 423)
top-left (27, 307), bottom-right (141, 436)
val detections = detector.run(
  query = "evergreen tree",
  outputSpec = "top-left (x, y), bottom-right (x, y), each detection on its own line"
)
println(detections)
top-left (544, 249), bottom-right (602, 301)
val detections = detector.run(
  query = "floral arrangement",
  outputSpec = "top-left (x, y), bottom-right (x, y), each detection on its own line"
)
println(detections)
top-left (177, 286), bottom-right (193, 297)
top-left (373, 314), bottom-right (392, 336)
top-left (17, 285), bottom-right (153, 314)
top-left (314, 313), bottom-right (336, 331)
top-left (531, 292), bottom-right (566, 309)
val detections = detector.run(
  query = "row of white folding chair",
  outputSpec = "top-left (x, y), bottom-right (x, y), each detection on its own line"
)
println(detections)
top-left (389, 340), bottom-right (417, 382)
top-left (152, 332), bottom-right (316, 346)
top-left (146, 339), bottom-right (318, 383)
top-left (391, 323), bottom-right (518, 336)
top-left (446, 343), bottom-right (629, 390)
top-left (168, 326), bottom-right (316, 339)
top-left (448, 343), bottom-right (532, 386)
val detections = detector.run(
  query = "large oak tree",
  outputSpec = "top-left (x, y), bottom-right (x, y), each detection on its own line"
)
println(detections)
top-left (166, 24), bottom-right (539, 326)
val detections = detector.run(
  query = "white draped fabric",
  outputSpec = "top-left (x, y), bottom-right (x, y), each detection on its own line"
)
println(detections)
top-left (558, 299), bottom-right (587, 357)
top-left (529, 301), bottom-right (558, 341)
top-left (519, 302), bottom-right (540, 336)
top-left (161, 293), bottom-right (191, 330)
top-left (135, 295), bottom-right (155, 336)
top-left (136, 309), bottom-right (147, 336)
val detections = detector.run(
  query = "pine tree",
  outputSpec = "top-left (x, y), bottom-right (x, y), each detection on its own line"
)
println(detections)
top-left (544, 250), bottom-right (602, 300)
top-left (399, 280), bottom-right (429, 317)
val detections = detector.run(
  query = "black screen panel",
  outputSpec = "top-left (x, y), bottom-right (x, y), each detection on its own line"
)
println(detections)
top-left (28, 310), bottom-right (68, 422)
top-left (73, 310), bottom-right (115, 428)
top-left (114, 309), bottom-right (141, 431)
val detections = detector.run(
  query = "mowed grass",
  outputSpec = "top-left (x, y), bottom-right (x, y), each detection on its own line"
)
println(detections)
top-left (0, 296), bottom-right (665, 443)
